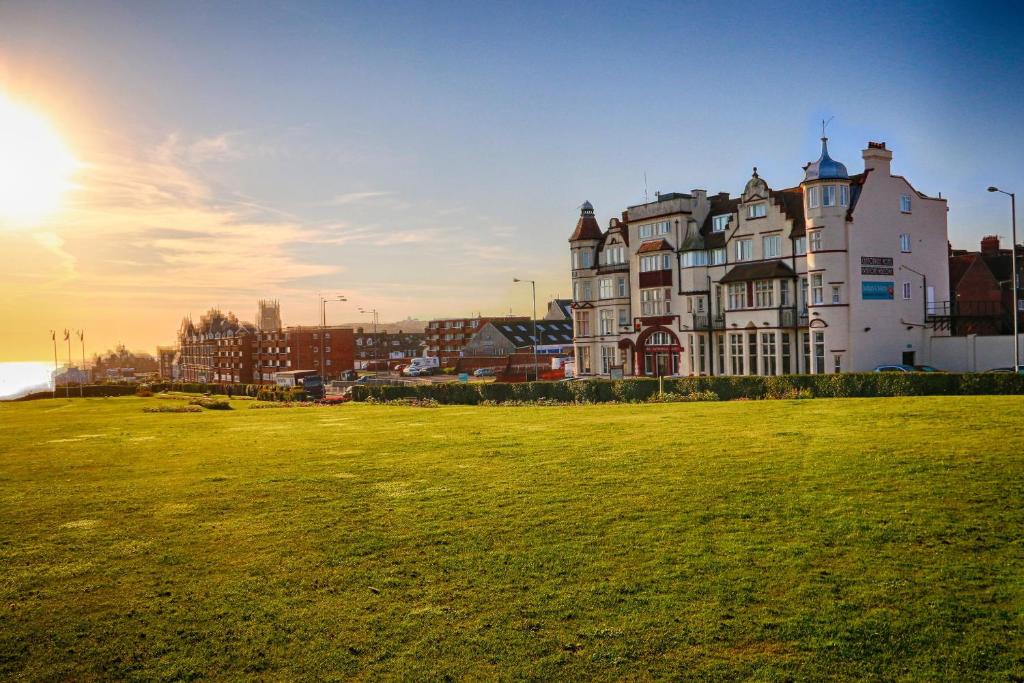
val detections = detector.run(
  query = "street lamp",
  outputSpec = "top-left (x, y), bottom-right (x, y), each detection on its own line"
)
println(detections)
top-left (320, 294), bottom-right (347, 380)
top-left (358, 307), bottom-right (379, 334)
top-left (988, 186), bottom-right (1019, 370)
top-left (513, 278), bottom-right (539, 381)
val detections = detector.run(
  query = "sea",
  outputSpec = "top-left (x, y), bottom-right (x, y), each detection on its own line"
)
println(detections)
top-left (0, 361), bottom-right (56, 400)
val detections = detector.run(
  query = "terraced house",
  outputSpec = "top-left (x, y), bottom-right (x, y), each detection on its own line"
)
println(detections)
top-left (569, 136), bottom-right (950, 376)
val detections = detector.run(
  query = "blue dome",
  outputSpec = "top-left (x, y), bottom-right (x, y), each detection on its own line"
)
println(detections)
top-left (804, 137), bottom-right (849, 182)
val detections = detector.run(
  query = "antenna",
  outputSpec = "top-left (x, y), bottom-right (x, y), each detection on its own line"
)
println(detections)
top-left (822, 116), bottom-right (834, 137)
top-left (643, 171), bottom-right (648, 203)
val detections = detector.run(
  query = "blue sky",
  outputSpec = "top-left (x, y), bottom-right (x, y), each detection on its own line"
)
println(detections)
top-left (1, 0), bottom-right (1022, 357)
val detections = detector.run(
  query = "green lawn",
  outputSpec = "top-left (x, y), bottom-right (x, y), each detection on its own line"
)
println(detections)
top-left (0, 396), bottom-right (1021, 681)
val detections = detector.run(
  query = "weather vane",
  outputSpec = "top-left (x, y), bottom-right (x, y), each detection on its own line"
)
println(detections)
top-left (822, 116), bottom-right (834, 138)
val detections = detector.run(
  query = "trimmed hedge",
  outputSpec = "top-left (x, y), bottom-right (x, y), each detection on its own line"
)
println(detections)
top-left (350, 373), bottom-right (1024, 405)
top-left (13, 382), bottom-right (306, 402)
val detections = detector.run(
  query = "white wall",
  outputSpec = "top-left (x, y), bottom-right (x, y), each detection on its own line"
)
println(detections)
top-left (927, 334), bottom-right (1024, 371)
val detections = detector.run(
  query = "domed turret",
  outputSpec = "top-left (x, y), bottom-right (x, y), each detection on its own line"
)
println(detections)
top-left (804, 137), bottom-right (849, 182)
top-left (569, 200), bottom-right (602, 241)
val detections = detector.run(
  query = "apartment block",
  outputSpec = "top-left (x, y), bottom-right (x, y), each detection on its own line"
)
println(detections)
top-left (570, 136), bottom-right (950, 376)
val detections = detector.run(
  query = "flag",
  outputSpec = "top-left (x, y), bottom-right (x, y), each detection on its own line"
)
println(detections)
top-left (51, 331), bottom-right (56, 341)
top-left (63, 329), bottom-right (70, 341)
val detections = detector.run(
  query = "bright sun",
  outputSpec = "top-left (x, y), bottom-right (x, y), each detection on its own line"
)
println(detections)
top-left (0, 93), bottom-right (78, 226)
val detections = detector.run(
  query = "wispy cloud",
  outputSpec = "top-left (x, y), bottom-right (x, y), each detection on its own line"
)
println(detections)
top-left (320, 190), bottom-right (392, 207)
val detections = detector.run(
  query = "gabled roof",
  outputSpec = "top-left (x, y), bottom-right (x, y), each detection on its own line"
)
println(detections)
top-left (769, 187), bottom-right (806, 237)
top-left (719, 260), bottom-right (796, 283)
top-left (490, 320), bottom-right (574, 347)
top-left (949, 253), bottom-right (981, 290)
top-left (696, 194), bottom-right (740, 249)
top-left (637, 239), bottom-right (673, 253)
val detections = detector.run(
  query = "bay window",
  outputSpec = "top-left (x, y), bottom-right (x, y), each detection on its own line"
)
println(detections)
top-left (755, 280), bottom-right (774, 307)
top-left (727, 283), bottom-right (746, 310)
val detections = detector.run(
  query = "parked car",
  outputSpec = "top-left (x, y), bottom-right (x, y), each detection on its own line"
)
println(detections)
top-left (986, 365), bottom-right (1024, 373)
top-left (473, 367), bottom-right (497, 377)
top-left (340, 369), bottom-right (358, 381)
top-left (912, 365), bottom-right (942, 372)
top-left (873, 364), bottom-right (915, 372)
top-left (403, 366), bottom-right (424, 377)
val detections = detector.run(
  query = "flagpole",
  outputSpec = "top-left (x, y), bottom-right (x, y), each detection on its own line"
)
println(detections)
top-left (77, 330), bottom-right (85, 398)
top-left (50, 330), bottom-right (58, 399)
top-left (64, 330), bottom-right (71, 399)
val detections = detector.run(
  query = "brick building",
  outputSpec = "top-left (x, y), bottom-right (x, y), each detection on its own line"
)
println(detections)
top-left (353, 328), bottom-right (425, 368)
top-left (947, 235), bottom-right (1024, 335)
top-left (425, 316), bottom-right (527, 362)
top-left (252, 326), bottom-right (356, 382)
top-left (177, 309), bottom-right (256, 383)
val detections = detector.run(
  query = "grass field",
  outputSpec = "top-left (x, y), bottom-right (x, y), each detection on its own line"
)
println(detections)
top-left (0, 395), bottom-right (1022, 680)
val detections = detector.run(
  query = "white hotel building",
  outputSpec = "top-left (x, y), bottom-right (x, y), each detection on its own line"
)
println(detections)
top-left (569, 137), bottom-right (950, 377)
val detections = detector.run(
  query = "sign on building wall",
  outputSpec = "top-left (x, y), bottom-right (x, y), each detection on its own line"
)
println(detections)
top-left (860, 256), bottom-right (894, 276)
top-left (862, 281), bottom-right (895, 300)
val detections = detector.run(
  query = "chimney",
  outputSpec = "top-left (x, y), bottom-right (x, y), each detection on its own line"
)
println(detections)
top-left (981, 235), bottom-right (1001, 255)
top-left (862, 141), bottom-right (892, 175)
top-left (357, 326), bottom-right (364, 334)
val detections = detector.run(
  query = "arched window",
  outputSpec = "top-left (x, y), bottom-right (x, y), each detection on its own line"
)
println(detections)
top-left (648, 331), bottom-right (672, 346)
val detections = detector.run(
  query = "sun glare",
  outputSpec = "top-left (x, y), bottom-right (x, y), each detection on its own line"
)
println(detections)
top-left (0, 94), bottom-right (78, 227)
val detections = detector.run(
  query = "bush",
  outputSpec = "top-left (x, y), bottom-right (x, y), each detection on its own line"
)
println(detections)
top-left (349, 373), bottom-right (1024, 405)
top-left (188, 398), bottom-right (232, 410)
top-left (143, 405), bottom-right (202, 413)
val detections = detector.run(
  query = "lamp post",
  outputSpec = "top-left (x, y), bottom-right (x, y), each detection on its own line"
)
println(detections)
top-left (76, 330), bottom-right (85, 397)
top-left (513, 278), bottom-right (538, 381)
top-left (320, 295), bottom-right (347, 380)
top-left (358, 308), bottom-right (379, 334)
top-left (988, 187), bottom-right (1019, 370)
top-left (49, 330), bottom-right (58, 398)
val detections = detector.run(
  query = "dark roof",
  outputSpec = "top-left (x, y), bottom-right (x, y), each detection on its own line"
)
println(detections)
top-left (550, 299), bottom-right (572, 319)
top-left (769, 187), bottom-right (806, 238)
top-left (846, 171), bottom-right (870, 221)
top-left (570, 203), bottom-right (603, 241)
top-left (719, 260), bottom-right (796, 283)
top-left (949, 254), bottom-right (979, 290)
top-left (697, 194), bottom-right (740, 249)
top-left (637, 238), bottom-right (673, 253)
top-left (491, 320), bottom-right (574, 346)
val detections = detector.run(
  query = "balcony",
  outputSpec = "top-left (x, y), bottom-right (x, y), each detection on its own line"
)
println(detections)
top-left (692, 313), bottom-right (725, 330)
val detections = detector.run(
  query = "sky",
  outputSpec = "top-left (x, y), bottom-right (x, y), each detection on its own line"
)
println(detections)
top-left (1, 0), bottom-right (1022, 361)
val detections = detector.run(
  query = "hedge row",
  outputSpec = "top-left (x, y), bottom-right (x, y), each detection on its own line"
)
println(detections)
top-left (15, 382), bottom-right (305, 402)
top-left (350, 373), bottom-right (1024, 405)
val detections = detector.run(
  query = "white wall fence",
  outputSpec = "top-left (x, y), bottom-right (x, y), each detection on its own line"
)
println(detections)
top-left (927, 334), bottom-right (1024, 372)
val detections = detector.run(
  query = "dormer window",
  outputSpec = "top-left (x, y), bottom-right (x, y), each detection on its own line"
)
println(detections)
top-left (712, 215), bottom-right (730, 232)
top-left (747, 203), bottom-right (766, 219)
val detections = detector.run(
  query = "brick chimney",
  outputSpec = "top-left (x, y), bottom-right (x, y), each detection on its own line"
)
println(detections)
top-left (981, 235), bottom-right (1001, 255)
top-left (862, 141), bottom-right (892, 175)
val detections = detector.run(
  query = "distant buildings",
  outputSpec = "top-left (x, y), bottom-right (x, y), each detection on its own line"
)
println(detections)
top-left (569, 136), bottom-right (951, 376)
top-left (463, 319), bottom-right (573, 357)
top-left (424, 316), bottom-right (528, 362)
top-left (947, 235), bottom-right (1024, 336)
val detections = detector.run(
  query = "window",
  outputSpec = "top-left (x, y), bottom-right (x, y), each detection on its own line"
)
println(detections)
top-left (599, 278), bottom-right (613, 299)
top-left (809, 230), bottom-right (822, 252)
top-left (808, 186), bottom-right (820, 209)
top-left (840, 185), bottom-right (849, 207)
top-left (603, 245), bottom-right (625, 265)
top-left (730, 333), bottom-right (745, 375)
top-left (727, 283), bottom-right (746, 310)
top-left (717, 334), bottom-right (725, 375)
top-left (710, 248), bottom-right (726, 265)
top-left (640, 254), bottom-right (671, 272)
top-left (639, 220), bottom-right (671, 239)
top-left (583, 282), bottom-right (592, 301)
top-left (574, 311), bottom-right (590, 336)
top-left (903, 281), bottom-right (912, 300)
top-left (794, 236), bottom-right (807, 255)
top-left (800, 277), bottom-right (809, 311)
top-left (811, 274), bottom-right (824, 304)
top-left (781, 333), bottom-right (792, 374)
top-left (599, 309), bottom-right (614, 335)
top-left (697, 335), bottom-right (707, 374)
top-left (763, 235), bottom-right (781, 258)
top-left (761, 332), bottom-right (777, 376)
top-left (618, 308), bottom-right (628, 328)
top-left (755, 280), bottom-right (774, 308)
top-left (780, 280), bottom-right (790, 306)
top-left (748, 332), bottom-right (758, 375)
top-left (682, 250), bottom-right (708, 267)
top-left (735, 238), bottom-right (753, 262)
top-left (822, 185), bottom-right (836, 207)
top-left (600, 346), bottom-right (615, 374)
top-left (616, 277), bottom-right (627, 297)
top-left (901, 193), bottom-right (912, 213)
top-left (747, 203), bottom-right (767, 219)
top-left (900, 233), bottom-right (912, 253)
top-left (831, 286), bottom-right (841, 304)
top-left (712, 215), bottom-right (730, 232)
top-left (801, 332), bottom-right (810, 374)
top-left (814, 332), bottom-right (825, 374)
top-left (695, 297), bottom-right (705, 313)
top-left (641, 288), bottom-right (669, 315)
top-left (833, 354), bottom-right (842, 374)
top-left (648, 331), bottom-right (672, 346)
top-left (578, 346), bottom-right (591, 374)
top-left (572, 250), bottom-right (592, 269)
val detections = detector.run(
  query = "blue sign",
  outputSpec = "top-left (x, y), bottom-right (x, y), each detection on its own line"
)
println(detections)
top-left (862, 281), bottom-right (894, 300)
top-left (458, 373), bottom-right (469, 383)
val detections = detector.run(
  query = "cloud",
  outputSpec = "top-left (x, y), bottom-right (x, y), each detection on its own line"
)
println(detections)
top-left (320, 191), bottom-right (392, 207)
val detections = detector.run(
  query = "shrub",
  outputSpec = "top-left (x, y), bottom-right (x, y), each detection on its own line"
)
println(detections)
top-left (143, 405), bottom-right (202, 413)
top-left (188, 398), bottom-right (232, 410)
